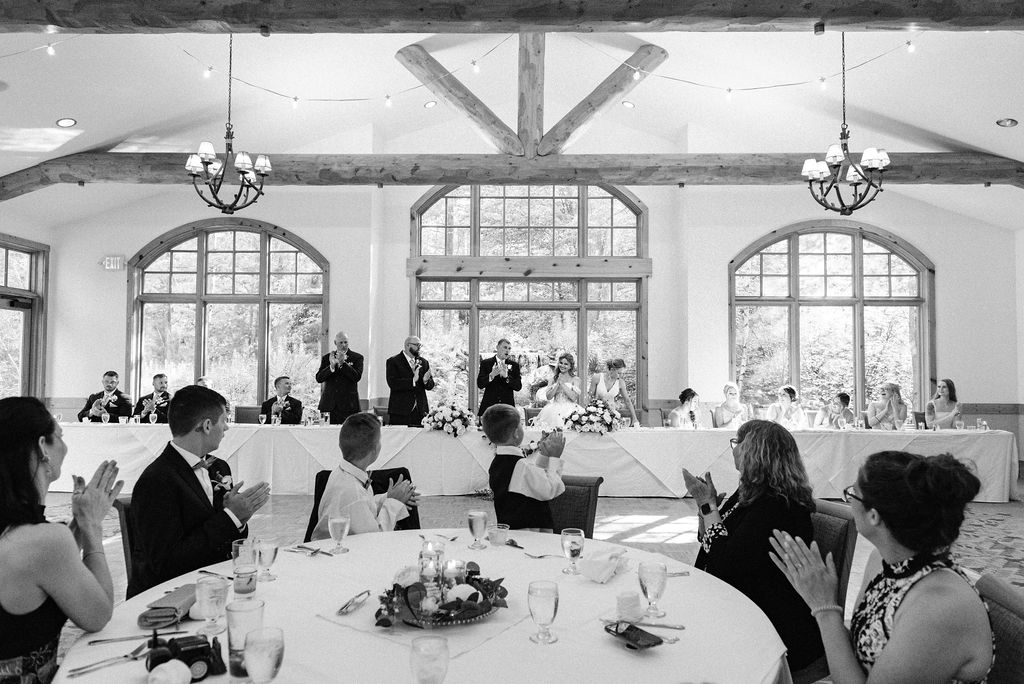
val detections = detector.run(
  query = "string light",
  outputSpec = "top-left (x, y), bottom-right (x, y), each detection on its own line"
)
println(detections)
top-left (725, 87), bottom-right (733, 101)
top-left (204, 66), bottom-right (213, 78)
top-left (471, 60), bottom-right (480, 74)
top-left (633, 69), bottom-right (642, 81)
top-left (45, 44), bottom-right (55, 56)
top-left (906, 41), bottom-right (916, 53)
top-left (292, 96), bottom-right (299, 109)
top-left (819, 76), bottom-right (827, 89)
top-left (384, 94), bottom-right (392, 108)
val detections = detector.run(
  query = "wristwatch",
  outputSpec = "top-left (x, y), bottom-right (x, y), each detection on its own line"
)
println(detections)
top-left (699, 502), bottom-right (715, 516)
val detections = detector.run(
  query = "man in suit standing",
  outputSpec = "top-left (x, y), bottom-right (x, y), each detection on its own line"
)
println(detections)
top-left (477, 338), bottom-right (522, 416)
top-left (128, 385), bottom-right (270, 598)
top-left (316, 331), bottom-right (364, 424)
top-left (132, 373), bottom-right (171, 423)
top-left (260, 375), bottom-right (303, 425)
top-left (77, 370), bottom-right (133, 422)
top-left (386, 336), bottom-right (435, 427)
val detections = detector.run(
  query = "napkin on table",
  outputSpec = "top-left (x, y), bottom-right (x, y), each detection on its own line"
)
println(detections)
top-left (579, 549), bottom-right (628, 584)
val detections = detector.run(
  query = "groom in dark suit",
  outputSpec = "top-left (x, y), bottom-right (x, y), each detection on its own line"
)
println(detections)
top-left (316, 331), bottom-right (364, 424)
top-left (386, 336), bottom-right (436, 427)
top-left (477, 338), bottom-right (522, 416)
top-left (128, 385), bottom-right (271, 598)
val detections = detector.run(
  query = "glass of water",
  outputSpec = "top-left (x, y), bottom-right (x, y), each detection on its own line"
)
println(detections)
top-left (638, 562), bottom-right (668, 618)
top-left (258, 414), bottom-right (267, 425)
top-left (149, 412), bottom-right (158, 424)
top-left (196, 576), bottom-right (230, 635)
top-left (256, 540), bottom-right (279, 582)
top-left (560, 528), bottom-right (584, 575)
top-left (954, 419), bottom-right (966, 430)
top-left (410, 636), bottom-right (449, 684)
top-left (527, 581), bottom-right (559, 644)
top-left (243, 627), bottom-right (283, 683)
top-left (467, 510), bottom-right (488, 550)
top-left (836, 417), bottom-right (846, 430)
top-left (328, 516), bottom-right (350, 554)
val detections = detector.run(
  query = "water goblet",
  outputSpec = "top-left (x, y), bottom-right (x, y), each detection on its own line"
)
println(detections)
top-left (149, 412), bottom-right (158, 424)
top-left (321, 412), bottom-right (331, 426)
top-left (954, 419), bottom-right (966, 430)
top-left (410, 636), bottom-right (449, 684)
top-left (256, 540), bottom-right (279, 581)
top-left (527, 581), bottom-right (559, 644)
top-left (258, 414), bottom-right (267, 425)
top-left (467, 510), bottom-right (488, 550)
top-left (272, 415), bottom-right (281, 426)
top-left (836, 417), bottom-right (846, 430)
top-left (560, 528), bottom-right (584, 575)
top-left (855, 418), bottom-right (864, 430)
top-left (328, 516), bottom-right (350, 554)
top-left (638, 562), bottom-right (668, 618)
top-left (244, 627), bottom-right (285, 683)
top-left (976, 418), bottom-right (983, 430)
top-left (118, 416), bottom-right (129, 424)
top-left (196, 576), bottom-right (230, 635)
top-left (101, 412), bottom-right (110, 424)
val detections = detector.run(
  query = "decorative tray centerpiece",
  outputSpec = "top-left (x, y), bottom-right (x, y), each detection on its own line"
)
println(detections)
top-left (375, 558), bottom-right (508, 629)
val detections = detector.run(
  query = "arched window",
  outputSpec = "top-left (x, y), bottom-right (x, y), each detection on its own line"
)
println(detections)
top-left (730, 220), bottom-right (934, 415)
top-left (0, 233), bottom-right (49, 398)
top-left (411, 185), bottom-right (651, 413)
top-left (128, 218), bottom-right (328, 409)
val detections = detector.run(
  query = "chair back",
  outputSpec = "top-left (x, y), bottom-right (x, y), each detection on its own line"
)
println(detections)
top-left (234, 406), bottom-right (262, 424)
top-left (912, 411), bottom-right (927, 429)
top-left (524, 407), bottom-right (541, 425)
top-left (549, 475), bottom-right (604, 538)
top-left (304, 469), bottom-right (333, 543)
top-left (860, 410), bottom-right (871, 429)
top-left (810, 499), bottom-right (857, 606)
top-left (113, 496), bottom-right (138, 590)
top-left (369, 467), bottom-right (422, 531)
top-left (977, 574), bottom-right (1024, 683)
top-left (641, 408), bottom-right (663, 427)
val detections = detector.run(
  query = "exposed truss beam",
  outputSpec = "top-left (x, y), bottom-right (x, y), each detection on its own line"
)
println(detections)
top-left (518, 33), bottom-right (545, 159)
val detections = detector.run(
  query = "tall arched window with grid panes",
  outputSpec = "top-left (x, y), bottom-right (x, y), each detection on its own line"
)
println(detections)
top-left (411, 184), bottom-right (651, 416)
top-left (729, 221), bottom-right (934, 416)
top-left (128, 219), bottom-right (328, 410)
top-left (0, 234), bottom-right (49, 399)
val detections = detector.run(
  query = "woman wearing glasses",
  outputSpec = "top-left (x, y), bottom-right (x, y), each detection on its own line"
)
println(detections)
top-left (770, 451), bottom-right (992, 683)
top-left (683, 420), bottom-right (825, 679)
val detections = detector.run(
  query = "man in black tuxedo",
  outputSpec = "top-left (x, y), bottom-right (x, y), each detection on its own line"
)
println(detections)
top-left (132, 373), bottom-right (171, 423)
top-left (128, 385), bottom-right (271, 598)
top-left (77, 370), bottom-right (133, 423)
top-left (316, 331), bottom-right (364, 425)
top-left (386, 336), bottom-right (435, 427)
top-left (477, 338), bottom-right (522, 416)
top-left (260, 375), bottom-right (303, 425)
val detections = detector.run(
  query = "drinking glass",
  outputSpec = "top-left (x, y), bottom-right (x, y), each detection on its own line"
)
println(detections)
top-left (527, 581), bottom-right (559, 644)
top-left (195, 576), bottom-right (230, 635)
top-left (955, 419), bottom-right (966, 430)
top-left (638, 562), bottom-right (667, 618)
top-left (244, 627), bottom-right (284, 683)
top-left (258, 414), bottom-right (267, 425)
top-left (410, 636), bottom-right (449, 684)
top-left (101, 412), bottom-right (110, 424)
top-left (467, 510), bottom-right (488, 550)
top-left (560, 528), bottom-right (584, 575)
top-left (272, 415), bottom-right (281, 426)
top-left (227, 599), bottom-right (264, 678)
top-left (321, 412), bottom-right (331, 426)
top-left (118, 416), bottom-right (129, 424)
top-left (232, 539), bottom-right (256, 569)
top-left (836, 417), bottom-right (846, 430)
top-left (328, 516), bottom-right (350, 554)
top-left (256, 540), bottom-right (279, 581)
top-left (976, 418), bottom-right (983, 430)
top-left (149, 412), bottom-right (158, 424)
top-left (855, 418), bottom-right (864, 430)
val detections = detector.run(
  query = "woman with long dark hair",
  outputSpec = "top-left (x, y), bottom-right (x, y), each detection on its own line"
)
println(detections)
top-left (925, 378), bottom-right (962, 429)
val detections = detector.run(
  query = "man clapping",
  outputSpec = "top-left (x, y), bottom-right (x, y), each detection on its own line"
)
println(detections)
top-left (77, 371), bottom-right (132, 423)
top-left (261, 375), bottom-right (303, 425)
top-left (133, 373), bottom-right (171, 423)
top-left (386, 336), bottom-right (435, 427)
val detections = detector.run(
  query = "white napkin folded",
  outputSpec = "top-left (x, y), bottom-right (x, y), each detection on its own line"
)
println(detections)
top-left (579, 549), bottom-right (628, 584)
top-left (147, 659), bottom-right (192, 684)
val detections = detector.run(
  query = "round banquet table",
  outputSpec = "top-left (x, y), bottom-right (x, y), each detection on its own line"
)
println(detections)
top-left (55, 530), bottom-right (792, 683)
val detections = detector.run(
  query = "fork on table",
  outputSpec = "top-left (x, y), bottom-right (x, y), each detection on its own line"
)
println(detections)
top-left (67, 642), bottom-right (149, 677)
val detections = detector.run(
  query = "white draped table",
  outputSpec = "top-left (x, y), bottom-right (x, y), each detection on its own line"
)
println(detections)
top-left (54, 529), bottom-right (791, 684)
top-left (54, 424), bottom-right (1019, 502)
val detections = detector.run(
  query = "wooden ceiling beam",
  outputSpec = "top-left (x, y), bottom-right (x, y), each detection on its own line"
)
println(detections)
top-left (518, 33), bottom-right (545, 159)
top-left (2, 1), bottom-right (1023, 33)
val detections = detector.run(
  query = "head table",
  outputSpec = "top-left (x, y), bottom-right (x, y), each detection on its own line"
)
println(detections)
top-left (55, 529), bottom-right (791, 684)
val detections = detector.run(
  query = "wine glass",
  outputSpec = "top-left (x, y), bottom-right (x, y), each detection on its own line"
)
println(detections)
top-left (527, 581), bottom-right (559, 644)
top-left (467, 510), bottom-right (488, 550)
top-left (244, 627), bottom-right (284, 683)
top-left (410, 636), bottom-right (449, 684)
top-left (256, 540), bottom-right (279, 581)
top-left (638, 562), bottom-right (667, 618)
top-left (328, 516), bottom-right (350, 554)
top-left (955, 419), bottom-right (966, 430)
top-left (196, 576), bottom-right (230, 635)
top-left (837, 417), bottom-right (846, 430)
top-left (560, 528), bottom-right (584, 575)
top-left (101, 412), bottom-right (110, 424)
top-left (258, 414), bottom-right (267, 425)
top-left (149, 412), bottom-right (158, 424)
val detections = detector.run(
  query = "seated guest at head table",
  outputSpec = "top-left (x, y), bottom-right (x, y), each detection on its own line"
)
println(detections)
top-left (0, 397), bottom-right (123, 681)
top-left (714, 382), bottom-right (750, 429)
top-left (925, 378), bottom-right (962, 429)
top-left (76, 370), bottom-right (133, 423)
top-left (668, 388), bottom-right (707, 429)
top-left (683, 420), bottom-right (825, 676)
top-left (260, 375), bottom-right (303, 425)
top-left (771, 451), bottom-right (992, 683)
top-left (311, 413), bottom-right (420, 539)
top-left (768, 385), bottom-right (808, 431)
top-left (132, 372), bottom-right (171, 424)
top-left (813, 392), bottom-right (856, 430)
top-left (866, 381), bottom-right (908, 431)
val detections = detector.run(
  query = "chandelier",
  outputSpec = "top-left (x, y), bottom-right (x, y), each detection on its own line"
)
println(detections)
top-left (185, 35), bottom-right (271, 214)
top-left (801, 33), bottom-right (890, 216)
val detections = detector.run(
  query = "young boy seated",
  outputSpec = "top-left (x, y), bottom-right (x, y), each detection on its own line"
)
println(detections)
top-left (482, 404), bottom-right (566, 531)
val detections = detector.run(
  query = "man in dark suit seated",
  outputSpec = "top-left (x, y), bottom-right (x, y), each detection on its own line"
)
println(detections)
top-left (127, 385), bottom-right (271, 598)
top-left (133, 373), bottom-right (171, 423)
top-left (386, 336), bottom-right (435, 427)
top-left (316, 331), bottom-right (364, 425)
top-left (260, 375), bottom-right (303, 425)
top-left (477, 338), bottom-right (522, 416)
top-left (77, 370), bottom-right (133, 423)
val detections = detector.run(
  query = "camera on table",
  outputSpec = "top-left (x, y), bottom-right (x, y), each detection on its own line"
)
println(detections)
top-left (146, 635), bottom-right (225, 681)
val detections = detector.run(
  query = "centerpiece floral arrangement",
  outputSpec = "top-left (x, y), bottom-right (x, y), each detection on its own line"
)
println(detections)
top-left (422, 404), bottom-right (475, 437)
top-left (566, 399), bottom-right (622, 435)
top-left (375, 561), bottom-right (507, 628)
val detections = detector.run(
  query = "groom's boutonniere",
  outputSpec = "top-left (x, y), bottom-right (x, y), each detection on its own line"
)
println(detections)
top-left (211, 471), bottom-right (233, 492)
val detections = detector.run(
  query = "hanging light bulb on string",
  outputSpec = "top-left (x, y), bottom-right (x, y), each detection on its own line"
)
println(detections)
top-left (471, 60), bottom-right (480, 74)
top-left (384, 94), bottom-right (392, 108)
top-left (204, 66), bottom-right (213, 78)
top-left (45, 44), bottom-right (55, 56)
top-left (906, 41), bottom-right (915, 53)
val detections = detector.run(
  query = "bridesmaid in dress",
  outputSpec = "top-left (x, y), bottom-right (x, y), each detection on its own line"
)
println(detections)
top-left (587, 358), bottom-right (639, 425)
top-left (867, 381), bottom-right (908, 430)
top-left (925, 378), bottom-right (962, 429)
top-left (714, 382), bottom-right (750, 429)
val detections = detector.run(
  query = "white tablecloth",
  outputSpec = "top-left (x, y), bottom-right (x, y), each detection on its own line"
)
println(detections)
top-left (54, 530), bottom-right (791, 684)
top-left (54, 424), bottom-right (1019, 502)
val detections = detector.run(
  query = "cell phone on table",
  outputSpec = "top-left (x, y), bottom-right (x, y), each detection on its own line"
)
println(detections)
top-left (604, 621), bottom-right (664, 650)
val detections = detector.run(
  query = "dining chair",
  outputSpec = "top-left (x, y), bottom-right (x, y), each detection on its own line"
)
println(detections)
top-left (549, 475), bottom-right (604, 538)
top-left (113, 495), bottom-right (140, 594)
top-left (976, 573), bottom-right (1024, 683)
top-left (913, 411), bottom-right (927, 428)
top-left (304, 467), bottom-right (422, 542)
top-left (524, 407), bottom-right (542, 425)
top-left (303, 470), bottom-right (333, 543)
top-left (233, 405), bottom-right (262, 424)
top-left (810, 499), bottom-right (857, 607)
top-left (860, 410), bottom-right (871, 429)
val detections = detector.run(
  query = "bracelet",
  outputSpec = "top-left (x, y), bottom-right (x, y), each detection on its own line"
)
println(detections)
top-left (809, 604), bottom-right (842, 618)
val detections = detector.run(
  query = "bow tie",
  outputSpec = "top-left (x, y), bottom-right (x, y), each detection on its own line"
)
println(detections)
top-left (192, 456), bottom-right (215, 471)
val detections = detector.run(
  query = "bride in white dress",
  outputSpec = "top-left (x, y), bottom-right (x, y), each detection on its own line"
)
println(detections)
top-left (534, 352), bottom-right (584, 429)
top-left (587, 358), bottom-right (639, 425)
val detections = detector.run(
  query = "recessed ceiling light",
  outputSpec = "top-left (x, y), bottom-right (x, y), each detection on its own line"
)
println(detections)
top-left (424, 100), bottom-right (437, 109)
top-left (996, 118), bottom-right (1018, 128)
top-left (621, 100), bottom-right (636, 109)
top-left (55, 117), bottom-right (77, 128)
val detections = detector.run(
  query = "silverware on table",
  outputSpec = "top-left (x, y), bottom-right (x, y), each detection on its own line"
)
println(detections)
top-left (198, 569), bottom-right (233, 580)
top-left (336, 590), bottom-right (372, 615)
top-left (88, 630), bottom-right (186, 645)
top-left (505, 539), bottom-right (525, 549)
top-left (67, 642), bottom-right (149, 677)
top-left (601, 618), bottom-right (686, 631)
top-left (296, 544), bottom-right (334, 557)
top-left (523, 552), bottom-right (562, 559)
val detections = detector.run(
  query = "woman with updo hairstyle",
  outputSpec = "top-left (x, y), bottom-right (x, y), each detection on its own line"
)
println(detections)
top-left (866, 381), bottom-right (908, 430)
top-left (768, 384), bottom-right (808, 430)
top-left (0, 397), bottom-right (123, 682)
top-left (668, 388), bottom-right (706, 429)
top-left (714, 381), bottom-right (750, 429)
top-left (770, 451), bottom-right (993, 683)
top-left (588, 358), bottom-right (638, 425)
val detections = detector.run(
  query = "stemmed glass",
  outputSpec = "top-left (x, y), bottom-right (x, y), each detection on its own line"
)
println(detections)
top-left (244, 627), bottom-right (285, 683)
top-left (196, 576), bottom-right (230, 635)
top-left (638, 562), bottom-right (667, 618)
top-left (101, 412), bottom-right (110, 424)
top-left (467, 510), bottom-right (488, 550)
top-left (410, 636), bottom-right (449, 684)
top-left (328, 516), bottom-right (350, 554)
top-left (560, 528), bottom-right (584, 575)
top-left (954, 419), bottom-right (966, 430)
top-left (837, 417), bottom-right (847, 430)
top-left (256, 540), bottom-right (279, 581)
top-left (258, 414), bottom-right (267, 425)
top-left (527, 581), bottom-right (559, 644)
top-left (149, 412), bottom-right (158, 424)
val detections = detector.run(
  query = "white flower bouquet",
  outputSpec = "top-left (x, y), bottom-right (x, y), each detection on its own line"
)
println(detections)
top-left (566, 399), bottom-right (622, 435)
top-left (422, 403), bottom-right (475, 437)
